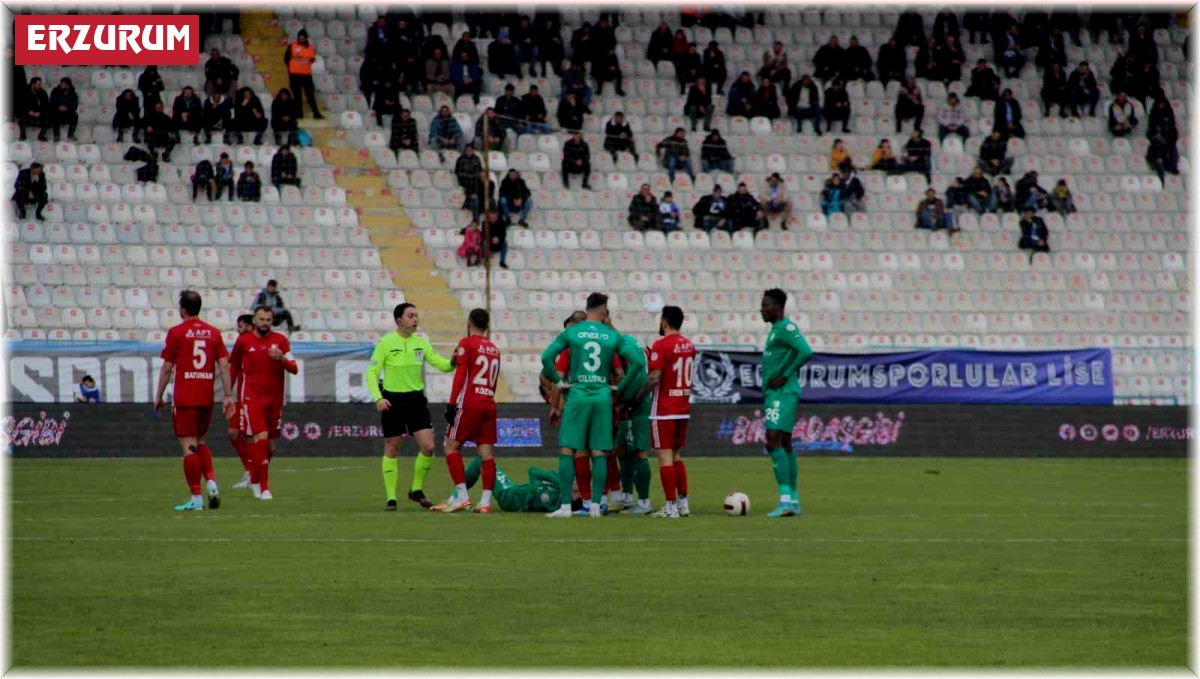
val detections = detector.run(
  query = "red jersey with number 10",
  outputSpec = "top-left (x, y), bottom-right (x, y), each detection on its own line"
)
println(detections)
top-left (230, 330), bottom-right (294, 403)
top-left (161, 317), bottom-right (228, 407)
top-left (451, 335), bottom-right (501, 410)
top-left (649, 333), bottom-right (696, 419)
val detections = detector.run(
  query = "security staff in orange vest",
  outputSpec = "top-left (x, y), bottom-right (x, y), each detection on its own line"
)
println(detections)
top-left (283, 29), bottom-right (323, 119)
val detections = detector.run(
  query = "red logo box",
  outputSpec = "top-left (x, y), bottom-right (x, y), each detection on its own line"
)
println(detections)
top-left (15, 15), bottom-right (200, 66)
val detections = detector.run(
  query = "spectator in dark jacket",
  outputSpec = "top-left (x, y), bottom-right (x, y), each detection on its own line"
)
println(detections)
top-left (18, 77), bottom-right (50, 141)
top-left (138, 65), bottom-right (165, 110)
top-left (214, 153), bottom-right (236, 201)
top-left (604, 111), bottom-right (636, 163)
top-left (172, 86), bottom-right (204, 145)
top-left (647, 22), bottom-right (674, 69)
top-left (451, 50), bottom-right (484, 103)
top-left (11, 163), bottom-right (46, 220)
top-left (202, 91), bottom-right (232, 143)
top-left (978, 130), bottom-right (1014, 176)
top-left (141, 101), bottom-right (176, 161)
top-left (1127, 22), bottom-right (1158, 66)
top-left (1146, 97), bottom-right (1177, 143)
top-left (1018, 208), bottom-right (1050, 262)
top-left (933, 10), bottom-right (960, 42)
top-left (914, 37), bottom-right (939, 80)
top-left (822, 79), bottom-right (851, 133)
top-left (592, 48), bottom-right (625, 97)
top-left (253, 280), bottom-right (299, 332)
top-left (963, 167), bottom-right (997, 213)
top-left (965, 10), bottom-right (991, 44)
top-left (894, 9), bottom-right (927, 47)
top-left (521, 85), bottom-right (549, 134)
top-left (510, 16), bottom-right (539, 78)
top-left (901, 128), bottom-right (932, 180)
top-left (656, 127), bottom-right (695, 183)
top-left (48, 77), bottom-right (78, 141)
top-left (915, 188), bottom-right (955, 230)
top-left (1014, 171), bottom-right (1047, 211)
top-left (627, 183), bottom-right (659, 231)
top-left (429, 105), bottom-right (464, 152)
top-left (371, 76), bottom-right (398, 128)
top-left (934, 36), bottom-right (966, 84)
top-left (571, 22), bottom-right (598, 66)
top-left (270, 145), bottom-right (301, 189)
top-left (701, 129), bottom-right (734, 174)
top-left (475, 108), bottom-right (505, 151)
top-left (726, 71), bottom-right (756, 117)
top-left (843, 36), bottom-right (874, 82)
top-left (232, 87), bottom-right (267, 145)
top-left (998, 24), bottom-right (1025, 77)
top-left (877, 38), bottom-right (907, 85)
top-left (113, 89), bottom-right (141, 143)
top-left (692, 185), bottom-right (728, 233)
top-left (451, 31), bottom-right (479, 65)
top-left (1036, 26), bottom-right (1067, 70)
top-left (494, 84), bottom-right (524, 135)
top-left (390, 108), bottom-right (419, 155)
top-left (1041, 63), bottom-right (1069, 117)
top-left (483, 209), bottom-right (510, 269)
top-left (993, 88), bottom-right (1025, 139)
top-left (812, 37), bottom-right (844, 82)
top-left (455, 144), bottom-right (483, 195)
top-left (787, 74), bottom-right (822, 134)
top-left (498, 168), bottom-right (533, 226)
top-left (556, 91), bottom-right (586, 132)
top-left (1068, 62), bottom-right (1100, 117)
top-left (562, 131), bottom-right (592, 190)
top-left (1147, 125), bottom-right (1179, 185)
top-left (204, 48), bottom-right (239, 96)
top-left (559, 62), bottom-right (594, 109)
top-left (728, 182), bottom-right (765, 232)
top-left (754, 77), bottom-right (781, 120)
top-left (703, 41), bottom-right (728, 94)
top-left (488, 30), bottom-right (519, 79)
top-left (192, 159), bottom-right (216, 201)
top-left (965, 59), bottom-right (1000, 101)
top-left (536, 17), bottom-right (565, 77)
top-left (894, 77), bottom-right (925, 133)
top-left (675, 42), bottom-right (702, 95)
top-left (270, 88), bottom-right (301, 146)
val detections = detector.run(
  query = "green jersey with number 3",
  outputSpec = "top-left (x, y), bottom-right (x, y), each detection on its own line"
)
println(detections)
top-left (540, 321), bottom-right (625, 403)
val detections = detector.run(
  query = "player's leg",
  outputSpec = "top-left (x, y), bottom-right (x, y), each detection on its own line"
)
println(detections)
top-left (381, 435), bottom-right (403, 510)
top-left (473, 444), bottom-right (496, 513)
top-left (672, 421), bottom-right (691, 516)
top-left (228, 419), bottom-right (253, 488)
top-left (785, 430), bottom-right (801, 515)
top-left (173, 427), bottom-right (205, 511)
top-left (193, 406), bottom-right (219, 508)
top-left (549, 399), bottom-right (585, 517)
top-left (586, 401), bottom-right (614, 517)
top-left (442, 436), bottom-right (472, 512)
top-left (650, 420), bottom-right (679, 517)
top-left (248, 431), bottom-right (273, 499)
top-left (409, 427), bottom-right (438, 509)
top-left (763, 391), bottom-right (796, 517)
top-left (629, 415), bottom-right (654, 514)
top-left (605, 452), bottom-right (621, 508)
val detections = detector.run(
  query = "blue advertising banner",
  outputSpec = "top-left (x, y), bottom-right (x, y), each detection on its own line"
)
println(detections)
top-left (691, 348), bottom-right (1114, 406)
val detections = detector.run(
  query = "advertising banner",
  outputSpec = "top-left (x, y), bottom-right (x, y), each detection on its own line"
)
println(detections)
top-left (15, 15), bottom-right (200, 66)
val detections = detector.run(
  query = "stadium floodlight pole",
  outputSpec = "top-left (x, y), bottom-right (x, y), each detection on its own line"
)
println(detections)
top-left (481, 113), bottom-right (492, 336)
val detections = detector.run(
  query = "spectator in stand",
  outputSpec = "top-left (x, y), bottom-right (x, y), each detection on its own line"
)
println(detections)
top-left (894, 77), bottom-right (925, 133)
top-left (425, 47), bottom-right (453, 97)
top-left (572, 22), bottom-right (599, 66)
top-left (727, 71), bottom-right (757, 117)
top-left (358, 55), bottom-right (393, 107)
top-left (675, 42), bottom-right (702, 96)
top-left (1147, 97), bottom-right (1177, 143)
top-left (560, 62), bottom-right (594, 109)
top-left (944, 177), bottom-right (970, 212)
top-left (512, 16), bottom-right (539, 78)
top-left (475, 108), bottom-right (506, 151)
top-left (829, 138), bottom-right (849, 171)
top-left (488, 30), bottom-right (519, 80)
top-left (901, 128), bottom-right (932, 181)
top-left (703, 41), bottom-right (728, 95)
top-left (452, 31), bottom-right (480, 66)
top-left (390, 108), bottom-right (419, 156)
top-left (458, 219), bottom-right (483, 266)
top-left (521, 85), bottom-right (549, 134)
top-left (214, 153), bottom-right (235, 201)
top-left (933, 10), bottom-right (960, 42)
top-left (993, 88), bottom-right (1025, 139)
top-left (1131, 60), bottom-right (1164, 108)
top-left (627, 183), bottom-right (659, 231)
top-left (978, 129), bottom-right (1014, 176)
top-left (998, 24), bottom-right (1025, 77)
top-left (656, 127), bottom-right (695, 184)
top-left (843, 36), bottom-right (874, 82)
top-left (284, 30), bottom-right (322, 119)
top-left (668, 29), bottom-right (690, 69)
top-left (202, 91), bottom-right (231, 144)
top-left (1109, 52), bottom-right (1137, 101)
top-left (253, 280), bottom-right (299, 333)
top-left (498, 168), bottom-right (533, 227)
top-left (483, 209), bottom-right (510, 269)
top-left (871, 138), bottom-right (898, 172)
top-left (141, 101), bottom-right (176, 162)
top-left (451, 48), bottom-right (484, 104)
top-left (786, 74), bottom-right (822, 134)
top-left (237, 161), bottom-right (262, 202)
top-left (728, 182), bottom-right (766, 232)
top-left (593, 48), bottom-right (626, 97)
top-left (938, 94), bottom-right (970, 143)
top-left (966, 59), bottom-right (1000, 102)
top-left (536, 17), bottom-right (565, 77)
top-left (1048, 179), bottom-right (1076, 215)
top-left (171, 86), bottom-right (203, 146)
top-left (965, 9), bottom-right (991, 44)
top-left (365, 16), bottom-right (393, 63)
top-left (1147, 125), bottom-right (1180, 185)
top-left (914, 37), bottom-right (939, 81)
top-left (1036, 26), bottom-right (1068, 71)
top-left (819, 174), bottom-right (845, 216)
top-left (371, 76), bottom-right (399, 128)
top-left (876, 38), bottom-right (907, 86)
top-left (430, 105), bottom-right (465, 153)
top-left (840, 162), bottom-right (866, 214)
top-left (822, 79), bottom-right (851, 133)
top-left (754, 76), bottom-right (781, 120)
top-left (994, 177), bottom-right (1014, 212)
top-left (1015, 170), bottom-right (1048, 211)
top-left (1127, 22), bottom-right (1158, 66)
top-left (46, 77), bottom-right (78, 142)
top-left (455, 143), bottom-right (483, 198)
top-left (114, 89), bottom-right (142, 143)
top-left (204, 48), bottom-right (239, 97)
top-left (812, 36), bottom-right (844, 83)
top-left (1041, 63), bottom-right (1069, 117)
top-left (138, 65), bottom-right (165, 110)
top-left (556, 91), bottom-right (586, 133)
top-left (760, 172), bottom-right (793, 228)
top-left (693, 184), bottom-right (729, 233)
top-left (935, 36), bottom-right (967, 84)
top-left (684, 77), bottom-right (714, 131)
top-left (701, 129), bottom-right (734, 174)
top-left (1108, 91), bottom-right (1138, 136)
top-left (1018, 207), bottom-right (1050, 262)
top-left (894, 9), bottom-right (926, 47)
top-left (11, 162), bottom-right (47, 221)
top-left (647, 22), bottom-right (674, 70)
top-left (1065, 62), bottom-right (1099, 118)
top-left (562, 131), bottom-right (592, 190)
top-left (270, 145), bottom-right (301, 190)
top-left (231, 87), bottom-right (267, 146)
top-left (963, 167), bottom-right (996, 214)
top-left (658, 191), bottom-right (682, 232)
top-left (76, 375), bottom-right (100, 403)
top-left (604, 111), bottom-right (636, 163)
top-left (758, 41), bottom-right (791, 89)
top-left (915, 188), bottom-right (955, 231)
top-left (495, 84), bottom-right (524, 136)
top-left (270, 88), bottom-right (300, 146)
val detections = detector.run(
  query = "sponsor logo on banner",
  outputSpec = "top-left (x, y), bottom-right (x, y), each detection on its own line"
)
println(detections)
top-left (715, 409), bottom-right (906, 453)
top-left (1060, 422), bottom-right (1193, 443)
top-left (2, 410), bottom-right (70, 452)
top-left (15, 15), bottom-right (199, 66)
top-left (691, 352), bottom-right (740, 404)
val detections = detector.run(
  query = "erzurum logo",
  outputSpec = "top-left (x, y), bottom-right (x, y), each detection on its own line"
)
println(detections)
top-left (15, 15), bottom-right (199, 66)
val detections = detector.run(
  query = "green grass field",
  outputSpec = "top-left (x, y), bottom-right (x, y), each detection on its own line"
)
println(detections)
top-left (9, 455), bottom-right (1188, 669)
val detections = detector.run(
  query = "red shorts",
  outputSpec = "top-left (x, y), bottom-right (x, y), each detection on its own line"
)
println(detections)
top-left (172, 406), bottom-right (214, 438)
top-left (651, 418), bottom-right (689, 451)
top-left (239, 399), bottom-right (282, 439)
top-left (226, 401), bottom-right (240, 432)
top-left (450, 405), bottom-right (497, 445)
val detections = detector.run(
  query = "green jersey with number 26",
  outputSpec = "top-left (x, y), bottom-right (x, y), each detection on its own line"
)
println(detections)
top-left (541, 321), bottom-right (641, 403)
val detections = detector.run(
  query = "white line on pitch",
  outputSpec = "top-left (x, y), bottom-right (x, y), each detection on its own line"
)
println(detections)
top-left (8, 536), bottom-right (1189, 546)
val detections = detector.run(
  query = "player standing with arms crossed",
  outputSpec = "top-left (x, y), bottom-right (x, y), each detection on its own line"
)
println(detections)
top-left (642, 306), bottom-right (697, 518)
top-left (367, 303), bottom-right (455, 511)
top-left (227, 314), bottom-right (256, 489)
top-left (759, 289), bottom-right (814, 518)
top-left (539, 293), bottom-right (646, 518)
top-left (154, 291), bottom-right (233, 512)
top-left (441, 309), bottom-right (501, 513)
top-left (229, 306), bottom-right (299, 501)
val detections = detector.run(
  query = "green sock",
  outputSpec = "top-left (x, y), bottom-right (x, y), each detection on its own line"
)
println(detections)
top-left (634, 457), bottom-right (651, 500)
top-left (557, 454), bottom-right (575, 507)
top-left (786, 449), bottom-right (799, 502)
top-left (410, 452), bottom-right (434, 492)
top-left (769, 448), bottom-right (791, 500)
top-left (591, 454), bottom-right (608, 505)
top-left (620, 454), bottom-right (636, 495)
top-left (381, 456), bottom-right (398, 502)
top-left (464, 456), bottom-right (483, 489)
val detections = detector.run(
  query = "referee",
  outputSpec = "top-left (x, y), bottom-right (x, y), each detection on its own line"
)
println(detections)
top-left (367, 303), bottom-right (455, 511)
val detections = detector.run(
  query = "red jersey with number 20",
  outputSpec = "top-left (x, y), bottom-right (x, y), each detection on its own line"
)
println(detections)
top-left (451, 335), bottom-right (501, 410)
top-left (230, 330), bottom-right (294, 403)
top-left (649, 333), bottom-right (696, 420)
top-left (161, 317), bottom-right (228, 407)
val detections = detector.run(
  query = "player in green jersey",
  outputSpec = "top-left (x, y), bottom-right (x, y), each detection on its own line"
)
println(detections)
top-left (759, 288), bottom-right (814, 518)
top-left (612, 332), bottom-right (654, 514)
top-left (453, 457), bottom-right (580, 513)
top-left (539, 293), bottom-right (645, 518)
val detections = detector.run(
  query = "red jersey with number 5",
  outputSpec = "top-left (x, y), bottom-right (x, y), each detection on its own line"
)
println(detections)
top-left (451, 335), bottom-right (501, 410)
top-left (161, 317), bottom-right (228, 407)
top-left (649, 333), bottom-right (696, 419)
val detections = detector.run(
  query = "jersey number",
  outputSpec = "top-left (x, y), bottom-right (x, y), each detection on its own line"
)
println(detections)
top-left (192, 340), bottom-right (208, 370)
top-left (472, 355), bottom-right (500, 388)
top-left (672, 356), bottom-right (694, 389)
top-left (582, 341), bottom-right (602, 372)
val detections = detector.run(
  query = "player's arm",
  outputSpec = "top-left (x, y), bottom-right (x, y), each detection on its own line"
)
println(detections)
top-left (446, 342), bottom-right (468, 423)
top-left (217, 356), bottom-right (234, 419)
top-left (637, 368), bottom-right (662, 402)
top-left (540, 332), bottom-right (569, 385)
top-left (770, 331), bottom-right (815, 389)
top-left (417, 337), bottom-right (454, 373)
top-left (615, 340), bottom-right (647, 397)
top-left (273, 337), bottom-right (299, 374)
top-left (154, 360), bottom-right (174, 414)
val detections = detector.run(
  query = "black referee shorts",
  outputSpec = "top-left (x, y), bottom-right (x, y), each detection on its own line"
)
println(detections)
top-left (380, 390), bottom-right (434, 438)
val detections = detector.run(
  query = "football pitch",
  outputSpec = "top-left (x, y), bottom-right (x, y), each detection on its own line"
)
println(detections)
top-left (9, 455), bottom-right (1188, 668)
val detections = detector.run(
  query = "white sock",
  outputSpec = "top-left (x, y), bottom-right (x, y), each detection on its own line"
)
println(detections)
top-left (583, 499), bottom-right (592, 509)
top-left (667, 500), bottom-right (676, 510)
top-left (454, 483), bottom-right (467, 500)
top-left (481, 490), bottom-right (493, 506)
top-left (191, 494), bottom-right (203, 503)
top-left (560, 503), bottom-right (571, 512)
top-left (639, 498), bottom-right (651, 508)
top-left (781, 494), bottom-right (793, 504)
top-left (207, 480), bottom-right (218, 492)
top-left (679, 496), bottom-right (689, 506)
top-left (624, 492), bottom-right (634, 504)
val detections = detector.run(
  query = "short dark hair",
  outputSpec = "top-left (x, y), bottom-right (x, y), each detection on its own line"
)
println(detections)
top-left (585, 292), bottom-right (608, 311)
top-left (81, 374), bottom-right (94, 384)
top-left (394, 302), bottom-right (415, 320)
top-left (661, 305), bottom-right (684, 331)
top-left (267, 279), bottom-right (278, 287)
top-left (564, 310), bottom-right (586, 328)
top-left (237, 314), bottom-right (253, 326)
top-left (763, 288), bottom-right (788, 307)
top-left (178, 290), bottom-right (202, 316)
top-left (468, 308), bottom-right (490, 332)
top-left (254, 305), bottom-right (274, 318)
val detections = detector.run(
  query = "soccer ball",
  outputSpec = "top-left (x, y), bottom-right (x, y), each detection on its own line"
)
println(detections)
top-left (724, 492), bottom-right (750, 516)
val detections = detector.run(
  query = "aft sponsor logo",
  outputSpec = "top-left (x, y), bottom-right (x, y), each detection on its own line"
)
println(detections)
top-left (15, 15), bottom-right (199, 66)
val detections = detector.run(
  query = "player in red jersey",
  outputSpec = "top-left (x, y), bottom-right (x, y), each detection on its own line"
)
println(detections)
top-left (641, 305), bottom-right (696, 518)
top-left (154, 290), bottom-right (233, 512)
top-left (440, 309), bottom-right (502, 513)
top-left (229, 306), bottom-right (299, 501)
top-left (227, 314), bottom-right (256, 489)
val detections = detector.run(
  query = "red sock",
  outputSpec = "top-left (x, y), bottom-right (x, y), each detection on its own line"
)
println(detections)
top-left (252, 439), bottom-right (271, 491)
top-left (659, 464), bottom-right (677, 502)
top-left (233, 438), bottom-right (253, 473)
top-left (574, 456), bottom-right (592, 500)
top-left (197, 443), bottom-right (215, 481)
top-left (606, 455), bottom-right (620, 492)
top-left (446, 451), bottom-right (466, 485)
top-left (673, 459), bottom-right (688, 497)
top-left (482, 458), bottom-right (496, 491)
top-left (183, 453), bottom-right (202, 495)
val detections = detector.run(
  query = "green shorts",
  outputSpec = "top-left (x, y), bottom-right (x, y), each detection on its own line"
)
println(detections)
top-left (615, 420), bottom-right (631, 450)
top-left (624, 415), bottom-right (650, 452)
top-left (559, 397), bottom-right (614, 452)
top-left (763, 389), bottom-right (799, 433)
